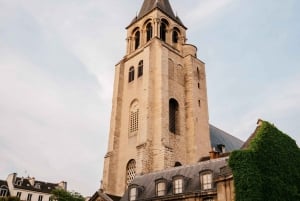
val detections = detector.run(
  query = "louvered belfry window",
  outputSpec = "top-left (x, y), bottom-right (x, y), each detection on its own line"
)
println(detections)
top-left (126, 160), bottom-right (136, 186)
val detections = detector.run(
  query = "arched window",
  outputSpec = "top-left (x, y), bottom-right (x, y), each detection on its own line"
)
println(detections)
top-left (128, 67), bottom-right (135, 82)
top-left (126, 159), bottom-right (136, 186)
top-left (174, 162), bottom-right (182, 167)
top-left (129, 100), bottom-right (139, 134)
top-left (135, 31), bottom-right (140, 50)
top-left (160, 19), bottom-right (168, 42)
top-left (169, 99), bottom-right (179, 134)
top-left (200, 171), bottom-right (213, 190)
top-left (138, 60), bottom-right (143, 77)
top-left (0, 185), bottom-right (8, 197)
top-left (197, 67), bottom-right (200, 80)
top-left (146, 23), bottom-right (153, 42)
top-left (172, 30), bottom-right (179, 43)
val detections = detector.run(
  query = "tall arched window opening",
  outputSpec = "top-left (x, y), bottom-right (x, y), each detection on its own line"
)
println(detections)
top-left (146, 23), bottom-right (153, 42)
top-left (129, 100), bottom-right (139, 135)
top-left (172, 30), bottom-right (179, 43)
top-left (138, 60), bottom-right (143, 77)
top-left (160, 20), bottom-right (168, 42)
top-left (169, 99), bottom-right (179, 134)
top-left (128, 67), bottom-right (135, 82)
top-left (126, 160), bottom-right (136, 186)
top-left (197, 67), bottom-right (200, 80)
top-left (135, 31), bottom-right (140, 50)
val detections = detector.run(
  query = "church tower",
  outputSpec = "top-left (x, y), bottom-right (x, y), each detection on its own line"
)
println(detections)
top-left (102, 0), bottom-right (211, 196)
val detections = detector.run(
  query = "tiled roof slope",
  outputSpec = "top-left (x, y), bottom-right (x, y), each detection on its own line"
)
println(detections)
top-left (14, 177), bottom-right (59, 194)
top-left (120, 157), bottom-right (229, 201)
top-left (210, 124), bottom-right (244, 152)
top-left (129, 0), bottom-right (185, 28)
top-left (0, 180), bottom-right (8, 186)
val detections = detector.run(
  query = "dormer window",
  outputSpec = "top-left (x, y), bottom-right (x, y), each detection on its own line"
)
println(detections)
top-left (155, 179), bottom-right (167, 197)
top-left (173, 177), bottom-right (183, 194)
top-left (35, 183), bottom-right (41, 189)
top-left (0, 186), bottom-right (8, 197)
top-left (128, 185), bottom-right (143, 201)
top-left (16, 180), bottom-right (22, 186)
top-left (200, 171), bottom-right (213, 190)
top-left (129, 187), bottom-right (137, 201)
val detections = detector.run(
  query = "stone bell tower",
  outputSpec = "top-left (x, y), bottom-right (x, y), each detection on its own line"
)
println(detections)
top-left (101, 0), bottom-right (211, 196)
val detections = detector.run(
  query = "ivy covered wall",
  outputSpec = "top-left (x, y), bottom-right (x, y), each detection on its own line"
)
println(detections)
top-left (229, 120), bottom-right (300, 201)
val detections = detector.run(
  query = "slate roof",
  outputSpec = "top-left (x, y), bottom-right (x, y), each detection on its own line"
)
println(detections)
top-left (209, 124), bottom-right (244, 152)
top-left (89, 191), bottom-right (121, 201)
top-left (0, 180), bottom-right (8, 187)
top-left (120, 157), bottom-right (229, 201)
top-left (0, 180), bottom-right (10, 196)
top-left (13, 177), bottom-right (60, 194)
top-left (128, 0), bottom-right (185, 28)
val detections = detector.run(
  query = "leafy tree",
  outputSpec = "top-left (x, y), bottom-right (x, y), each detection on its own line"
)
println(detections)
top-left (50, 189), bottom-right (84, 201)
top-left (0, 197), bottom-right (20, 201)
top-left (229, 120), bottom-right (300, 201)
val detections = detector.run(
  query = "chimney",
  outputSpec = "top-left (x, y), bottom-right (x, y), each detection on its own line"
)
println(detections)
top-left (28, 177), bottom-right (35, 186)
top-left (58, 181), bottom-right (67, 190)
top-left (209, 149), bottom-right (220, 159)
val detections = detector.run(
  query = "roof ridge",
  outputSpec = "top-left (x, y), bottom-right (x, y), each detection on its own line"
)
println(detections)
top-left (135, 157), bottom-right (228, 178)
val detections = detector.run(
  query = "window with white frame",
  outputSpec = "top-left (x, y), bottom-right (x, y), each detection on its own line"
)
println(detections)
top-left (0, 186), bottom-right (8, 197)
top-left (129, 187), bottom-right (137, 201)
top-left (38, 195), bottom-right (43, 201)
top-left (173, 178), bottom-right (183, 194)
top-left (35, 183), bottom-right (41, 189)
top-left (200, 172), bottom-right (213, 190)
top-left (156, 181), bottom-right (166, 196)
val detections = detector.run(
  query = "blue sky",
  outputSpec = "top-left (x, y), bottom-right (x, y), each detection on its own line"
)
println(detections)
top-left (0, 0), bottom-right (299, 197)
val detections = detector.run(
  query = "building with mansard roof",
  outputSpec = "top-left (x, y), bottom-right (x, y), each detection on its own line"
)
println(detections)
top-left (0, 173), bottom-right (66, 201)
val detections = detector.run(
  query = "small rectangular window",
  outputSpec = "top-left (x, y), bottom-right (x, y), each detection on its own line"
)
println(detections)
top-left (156, 182), bottom-right (166, 196)
top-left (174, 179), bottom-right (183, 194)
top-left (129, 187), bottom-right (137, 201)
top-left (16, 192), bottom-right (22, 198)
top-left (27, 194), bottom-right (32, 201)
top-left (38, 195), bottom-right (43, 201)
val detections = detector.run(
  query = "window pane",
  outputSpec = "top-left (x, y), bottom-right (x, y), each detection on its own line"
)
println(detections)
top-left (174, 179), bottom-right (183, 194)
top-left (201, 173), bottom-right (212, 190)
top-left (157, 182), bottom-right (166, 196)
top-left (130, 188), bottom-right (137, 201)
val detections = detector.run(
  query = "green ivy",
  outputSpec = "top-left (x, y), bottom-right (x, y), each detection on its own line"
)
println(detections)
top-left (229, 121), bottom-right (300, 201)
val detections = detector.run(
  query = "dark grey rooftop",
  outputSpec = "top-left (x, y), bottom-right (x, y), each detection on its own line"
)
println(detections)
top-left (120, 157), bottom-right (229, 201)
top-left (128, 0), bottom-right (185, 28)
top-left (13, 177), bottom-right (60, 194)
top-left (210, 124), bottom-right (244, 152)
